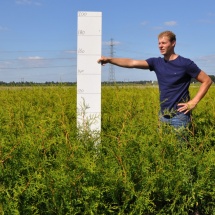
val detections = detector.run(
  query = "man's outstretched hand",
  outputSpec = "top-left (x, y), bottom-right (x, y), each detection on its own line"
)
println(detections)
top-left (97, 56), bottom-right (110, 66)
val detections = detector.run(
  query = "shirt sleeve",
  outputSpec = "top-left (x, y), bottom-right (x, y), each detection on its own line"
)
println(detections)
top-left (146, 58), bottom-right (155, 71)
top-left (186, 60), bottom-right (201, 78)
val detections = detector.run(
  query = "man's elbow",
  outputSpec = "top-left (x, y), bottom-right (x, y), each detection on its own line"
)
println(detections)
top-left (207, 77), bottom-right (213, 87)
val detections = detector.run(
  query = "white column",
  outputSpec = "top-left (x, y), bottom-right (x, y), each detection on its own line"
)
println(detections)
top-left (77, 11), bottom-right (102, 135)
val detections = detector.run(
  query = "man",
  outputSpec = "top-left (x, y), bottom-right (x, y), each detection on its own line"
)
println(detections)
top-left (97, 31), bottom-right (212, 129)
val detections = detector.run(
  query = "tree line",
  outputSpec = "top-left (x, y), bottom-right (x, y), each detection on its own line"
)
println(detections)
top-left (0, 75), bottom-right (214, 86)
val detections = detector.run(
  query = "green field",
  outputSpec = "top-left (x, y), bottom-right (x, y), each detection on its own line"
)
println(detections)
top-left (0, 85), bottom-right (215, 214)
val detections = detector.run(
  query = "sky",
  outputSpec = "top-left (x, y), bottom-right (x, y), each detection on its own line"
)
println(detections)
top-left (0, 0), bottom-right (215, 83)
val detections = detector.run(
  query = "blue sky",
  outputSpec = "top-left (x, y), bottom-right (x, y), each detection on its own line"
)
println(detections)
top-left (0, 0), bottom-right (215, 83)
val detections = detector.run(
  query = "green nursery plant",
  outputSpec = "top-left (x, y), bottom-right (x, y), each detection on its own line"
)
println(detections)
top-left (0, 85), bottom-right (214, 214)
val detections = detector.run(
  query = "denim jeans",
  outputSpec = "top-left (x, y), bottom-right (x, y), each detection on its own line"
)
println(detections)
top-left (159, 112), bottom-right (191, 129)
top-left (159, 112), bottom-right (191, 142)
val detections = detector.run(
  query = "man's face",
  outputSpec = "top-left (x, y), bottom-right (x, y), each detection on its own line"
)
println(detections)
top-left (158, 36), bottom-right (175, 55)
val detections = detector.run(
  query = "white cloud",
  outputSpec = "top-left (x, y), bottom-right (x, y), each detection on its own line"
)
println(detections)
top-left (64, 50), bottom-right (77, 54)
top-left (0, 61), bottom-right (12, 69)
top-left (208, 12), bottom-right (215, 17)
top-left (141, 21), bottom-right (148, 26)
top-left (152, 26), bottom-right (163, 30)
top-left (197, 19), bottom-right (215, 24)
top-left (15, 0), bottom-right (41, 6)
top-left (0, 26), bottom-right (8, 32)
top-left (195, 54), bottom-right (215, 63)
top-left (194, 55), bottom-right (215, 76)
top-left (17, 56), bottom-right (46, 67)
top-left (164, 21), bottom-right (177, 26)
top-left (18, 56), bottom-right (44, 60)
top-left (103, 40), bottom-right (121, 46)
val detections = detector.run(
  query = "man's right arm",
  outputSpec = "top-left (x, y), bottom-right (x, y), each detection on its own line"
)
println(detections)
top-left (97, 56), bottom-right (150, 69)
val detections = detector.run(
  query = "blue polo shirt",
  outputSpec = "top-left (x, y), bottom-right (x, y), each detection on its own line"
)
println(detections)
top-left (146, 55), bottom-right (201, 116)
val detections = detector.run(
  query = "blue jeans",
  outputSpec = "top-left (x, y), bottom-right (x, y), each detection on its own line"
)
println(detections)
top-left (159, 112), bottom-right (191, 129)
top-left (159, 112), bottom-right (191, 142)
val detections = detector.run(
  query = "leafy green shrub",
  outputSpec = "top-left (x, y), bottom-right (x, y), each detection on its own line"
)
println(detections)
top-left (0, 85), bottom-right (215, 214)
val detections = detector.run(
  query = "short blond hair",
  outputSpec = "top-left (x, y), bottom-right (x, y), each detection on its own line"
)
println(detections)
top-left (158, 31), bottom-right (176, 42)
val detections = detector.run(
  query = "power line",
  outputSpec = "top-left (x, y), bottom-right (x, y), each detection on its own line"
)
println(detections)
top-left (0, 65), bottom-right (76, 70)
top-left (0, 49), bottom-right (76, 53)
top-left (0, 57), bottom-right (76, 62)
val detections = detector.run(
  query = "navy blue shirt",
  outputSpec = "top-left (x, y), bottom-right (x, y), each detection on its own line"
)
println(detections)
top-left (146, 56), bottom-right (201, 116)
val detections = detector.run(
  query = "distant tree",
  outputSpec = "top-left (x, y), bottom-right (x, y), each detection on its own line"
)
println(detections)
top-left (209, 75), bottom-right (215, 82)
top-left (191, 75), bottom-right (215, 84)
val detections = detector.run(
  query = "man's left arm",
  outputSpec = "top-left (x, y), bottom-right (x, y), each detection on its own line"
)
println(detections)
top-left (178, 71), bottom-right (212, 114)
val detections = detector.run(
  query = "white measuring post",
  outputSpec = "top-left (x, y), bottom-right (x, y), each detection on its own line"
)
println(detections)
top-left (77, 11), bottom-right (102, 136)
